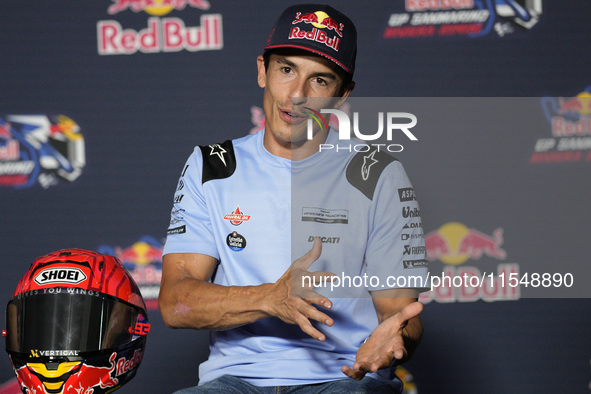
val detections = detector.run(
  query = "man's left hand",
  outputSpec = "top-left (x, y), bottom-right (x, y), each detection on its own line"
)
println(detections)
top-left (341, 301), bottom-right (423, 380)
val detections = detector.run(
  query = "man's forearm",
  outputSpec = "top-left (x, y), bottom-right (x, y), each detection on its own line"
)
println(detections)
top-left (159, 241), bottom-right (332, 340)
top-left (159, 277), bottom-right (274, 330)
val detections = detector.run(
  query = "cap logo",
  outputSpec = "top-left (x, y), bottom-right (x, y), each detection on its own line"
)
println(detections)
top-left (292, 11), bottom-right (344, 37)
top-left (289, 11), bottom-right (343, 52)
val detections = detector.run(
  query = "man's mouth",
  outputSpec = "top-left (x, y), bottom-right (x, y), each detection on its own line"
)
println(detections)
top-left (280, 108), bottom-right (307, 124)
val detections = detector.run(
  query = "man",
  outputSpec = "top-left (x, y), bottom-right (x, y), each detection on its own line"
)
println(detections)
top-left (159, 4), bottom-right (428, 393)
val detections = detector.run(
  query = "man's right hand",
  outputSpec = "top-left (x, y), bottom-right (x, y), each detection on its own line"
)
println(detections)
top-left (265, 237), bottom-right (336, 341)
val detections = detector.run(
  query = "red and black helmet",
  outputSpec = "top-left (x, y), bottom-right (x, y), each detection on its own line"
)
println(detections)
top-left (3, 249), bottom-right (150, 394)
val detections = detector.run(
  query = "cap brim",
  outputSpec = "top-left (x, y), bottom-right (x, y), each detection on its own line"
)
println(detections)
top-left (264, 44), bottom-right (353, 75)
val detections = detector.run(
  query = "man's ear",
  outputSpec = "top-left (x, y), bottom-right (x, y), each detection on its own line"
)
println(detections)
top-left (256, 55), bottom-right (266, 88)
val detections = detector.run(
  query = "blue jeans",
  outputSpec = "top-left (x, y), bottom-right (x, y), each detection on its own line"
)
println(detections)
top-left (173, 375), bottom-right (399, 393)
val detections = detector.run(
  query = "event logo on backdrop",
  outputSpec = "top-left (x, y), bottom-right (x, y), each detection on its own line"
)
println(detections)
top-left (98, 236), bottom-right (163, 310)
top-left (383, 0), bottom-right (542, 39)
top-left (530, 87), bottom-right (591, 164)
top-left (420, 222), bottom-right (520, 303)
top-left (98, 0), bottom-right (223, 55)
top-left (0, 115), bottom-right (85, 189)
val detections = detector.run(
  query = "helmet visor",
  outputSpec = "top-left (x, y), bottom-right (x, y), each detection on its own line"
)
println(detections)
top-left (6, 289), bottom-right (143, 355)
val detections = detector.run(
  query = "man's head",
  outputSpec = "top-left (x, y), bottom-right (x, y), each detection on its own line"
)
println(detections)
top-left (264, 4), bottom-right (357, 80)
top-left (258, 4), bottom-right (357, 157)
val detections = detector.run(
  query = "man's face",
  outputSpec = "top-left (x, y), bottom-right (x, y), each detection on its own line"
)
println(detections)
top-left (257, 50), bottom-right (353, 155)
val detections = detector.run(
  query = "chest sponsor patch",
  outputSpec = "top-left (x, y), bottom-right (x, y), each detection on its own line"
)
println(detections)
top-left (301, 207), bottom-right (349, 224)
top-left (226, 232), bottom-right (246, 252)
top-left (223, 207), bottom-right (251, 226)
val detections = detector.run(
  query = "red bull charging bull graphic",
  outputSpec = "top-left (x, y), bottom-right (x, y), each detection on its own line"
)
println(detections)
top-left (0, 115), bottom-right (85, 189)
top-left (107, 0), bottom-right (211, 16)
top-left (293, 11), bottom-right (344, 37)
top-left (383, 0), bottom-right (543, 40)
top-left (14, 354), bottom-right (121, 394)
top-left (531, 86), bottom-right (591, 164)
top-left (97, 0), bottom-right (222, 55)
top-left (98, 236), bottom-right (163, 311)
top-left (421, 222), bottom-right (520, 303)
top-left (10, 349), bottom-right (145, 394)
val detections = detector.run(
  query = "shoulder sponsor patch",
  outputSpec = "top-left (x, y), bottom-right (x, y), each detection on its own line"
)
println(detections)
top-left (346, 147), bottom-right (396, 200)
top-left (199, 140), bottom-right (236, 184)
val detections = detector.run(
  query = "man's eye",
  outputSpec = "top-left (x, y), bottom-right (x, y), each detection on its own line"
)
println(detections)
top-left (281, 67), bottom-right (292, 74)
top-left (316, 78), bottom-right (328, 86)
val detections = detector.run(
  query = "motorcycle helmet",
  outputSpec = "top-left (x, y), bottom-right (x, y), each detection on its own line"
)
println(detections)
top-left (3, 249), bottom-right (150, 394)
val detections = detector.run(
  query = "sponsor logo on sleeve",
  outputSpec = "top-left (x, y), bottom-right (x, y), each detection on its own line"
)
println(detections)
top-left (398, 187), bottom-right (416, 202)
top-left (403, 259), bottom-right (428, 269)
top-left (167, 225), bottom-right (186, 235)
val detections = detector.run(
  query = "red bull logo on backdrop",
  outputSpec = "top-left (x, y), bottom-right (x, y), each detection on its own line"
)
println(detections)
top-left (98, 236), bottom-right (163, 310)
top-left (531, 87), bottom-right (591, 164)
top-left (0, 115), bottom-right (85, 189)
top-left (383, 0), bottom-right (542, 40)
top-left (421, 222), bottom-right (520, 303)
top-left (107, 0), bottom-right (210, 16)
top-left (98, 0), bottom-right (222, 55)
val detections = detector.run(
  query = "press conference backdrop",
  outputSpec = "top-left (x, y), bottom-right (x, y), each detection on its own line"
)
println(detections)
top-left (1, 1), bottom-right (590, 393)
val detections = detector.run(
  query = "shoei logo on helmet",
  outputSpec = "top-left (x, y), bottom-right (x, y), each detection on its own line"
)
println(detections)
top-left (34, 267), bottom-right (87, 286)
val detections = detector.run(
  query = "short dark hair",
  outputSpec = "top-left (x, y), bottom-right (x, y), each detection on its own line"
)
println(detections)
top-left (262, 50), bottom-right (353, 97)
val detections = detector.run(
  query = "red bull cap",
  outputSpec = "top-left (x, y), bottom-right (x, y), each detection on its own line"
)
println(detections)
top-left (264, 4), bottom-right (357, 76)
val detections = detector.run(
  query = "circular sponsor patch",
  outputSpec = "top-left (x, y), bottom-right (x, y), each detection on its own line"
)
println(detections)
top-left (226, 232), bottom-right (246, 252)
